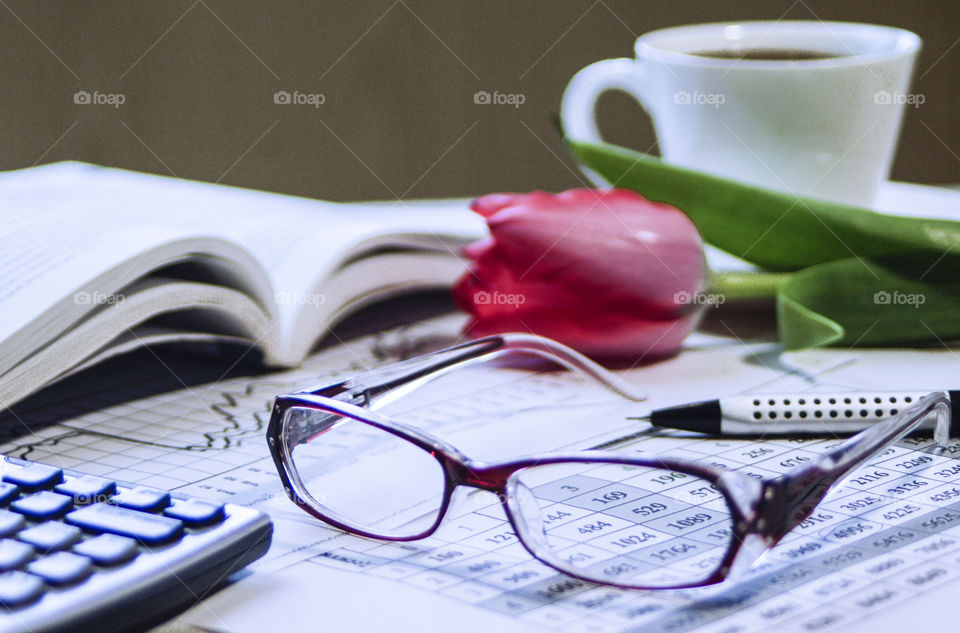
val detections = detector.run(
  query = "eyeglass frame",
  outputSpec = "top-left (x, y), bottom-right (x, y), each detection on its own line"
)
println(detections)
top-left (266, 333), bottom-right (952, 590)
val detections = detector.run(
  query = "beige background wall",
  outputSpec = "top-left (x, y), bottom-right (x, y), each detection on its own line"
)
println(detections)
top-left (1, 1), bottom-right (957, 202)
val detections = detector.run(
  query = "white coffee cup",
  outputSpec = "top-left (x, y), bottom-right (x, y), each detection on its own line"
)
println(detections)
top-left (561, 21), bottom-right (921, 207)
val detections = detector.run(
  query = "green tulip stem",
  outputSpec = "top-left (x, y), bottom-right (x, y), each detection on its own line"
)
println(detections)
top-left (711, 270), bottom-right (791, 301)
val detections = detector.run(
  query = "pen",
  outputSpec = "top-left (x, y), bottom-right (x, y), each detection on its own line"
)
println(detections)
top-left (647, 390), bottom-right (960, 435)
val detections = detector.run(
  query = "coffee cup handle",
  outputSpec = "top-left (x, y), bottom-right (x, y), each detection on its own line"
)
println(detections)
top-left (560, 58), bottom-right (649, 185)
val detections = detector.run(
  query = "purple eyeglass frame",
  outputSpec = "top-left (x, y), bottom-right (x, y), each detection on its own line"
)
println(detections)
top-left (266, 333), bottom-right (952, 590)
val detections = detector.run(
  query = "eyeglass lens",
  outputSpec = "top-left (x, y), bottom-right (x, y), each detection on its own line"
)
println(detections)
top-left (282, 406), bottom-right (448, 539)
top-left (509, 462), bottom-right (735, 587)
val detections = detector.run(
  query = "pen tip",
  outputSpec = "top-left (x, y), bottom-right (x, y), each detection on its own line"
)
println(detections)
top-left (650, 401), bottom-right (721, 434)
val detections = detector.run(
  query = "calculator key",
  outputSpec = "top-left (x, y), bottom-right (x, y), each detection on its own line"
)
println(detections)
top-left (0, 509), bottom-right (25, 537)
top-left (55, 475), bottom-right (116, 504)
top-left (11, 491), bottom-right (74, 520)
top-left (73, 534), bottom-right (138, 566)
top-left (2, 464), bottom-right (62, 492)
top-left (164, 499), bottom-right (225, 526)
top-left (112, 486), bottom-right (170, 512)
top-left (66, 503), bottom-right (183, 544)
top-left (27, 552), bottom-right (92, 585)
top-left (17, 522), bottom-right (82, 552)
top-left (0, 483), bottom-right (19, 505)
top-left (0, 570), bottom-right (44, 607)
top-left (0, 540), bottom-right (34, 571)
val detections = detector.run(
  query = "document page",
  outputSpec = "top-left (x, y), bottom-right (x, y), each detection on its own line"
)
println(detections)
top-left (3, 315), bottom-right (960, 633)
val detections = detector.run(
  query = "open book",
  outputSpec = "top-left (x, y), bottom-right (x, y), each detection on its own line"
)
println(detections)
top-left (0, 162), bottom-right (485, 406)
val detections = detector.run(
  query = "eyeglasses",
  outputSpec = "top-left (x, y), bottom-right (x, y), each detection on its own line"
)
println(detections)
top-left (266, 333), bottom-right (951, 590)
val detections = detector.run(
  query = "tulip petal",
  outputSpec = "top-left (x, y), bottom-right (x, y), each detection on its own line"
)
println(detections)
top-left (471, 193), bottom-right (522, 218)
top-left (482, 191), bottom-right (703, 312)
top-left (454, 187), bottom-right (707, 361)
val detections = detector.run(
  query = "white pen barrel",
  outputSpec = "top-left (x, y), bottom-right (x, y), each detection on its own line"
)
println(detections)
top-left (719, 391), bottom-right (931, 434)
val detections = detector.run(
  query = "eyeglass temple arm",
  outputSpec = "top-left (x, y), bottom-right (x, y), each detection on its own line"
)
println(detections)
top-left (762, 391), bottom-right (953, 542)
top-left (305, 333), bottom-right (646, 406)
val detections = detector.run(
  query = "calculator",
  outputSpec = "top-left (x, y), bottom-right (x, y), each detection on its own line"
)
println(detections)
top-left (0, 456), bottom-right (272, 633)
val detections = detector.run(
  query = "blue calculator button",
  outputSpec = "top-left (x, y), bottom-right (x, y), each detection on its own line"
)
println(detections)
top-left (27, 552), bottom-right (92, 586)
top-left (66, 504), bottom-right (183, 545)
top-left (112, 486), bottom-right (170, 513)
top-left (55, 476), bottom-right (116, 505)
top-left (0, 483), bottom-right (19, 505)
top-left (0, 570), bottom-right (44, 607)
top-left (0, 510), bottom-right (25, 537)
top-left (0, 540), bottom-right (34, 571)
top-left (11, 492), bottom-right (74, 521)
top-left (163, 499), bottom-right (224, 526)
top-left (17, 522), bottom-right (82, 553)
top-left (73, 534), bottom-right (138, 566)
top-left (2, 465), bottom-right (62, 492)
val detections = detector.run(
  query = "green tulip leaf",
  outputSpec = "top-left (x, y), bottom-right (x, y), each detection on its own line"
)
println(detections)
top-left (568, 139), bottom-right (960, 272)
top-left (777, 255), bottom-right (960, 349)
top-left (777, 294), bottom-right (845, 349)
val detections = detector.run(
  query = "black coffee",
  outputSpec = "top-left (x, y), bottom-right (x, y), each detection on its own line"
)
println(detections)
top-left (692, 48), bottom-right (842, 61)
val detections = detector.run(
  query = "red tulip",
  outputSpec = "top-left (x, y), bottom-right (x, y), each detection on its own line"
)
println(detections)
top-left (452, 188), bottom-right (706, 361)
